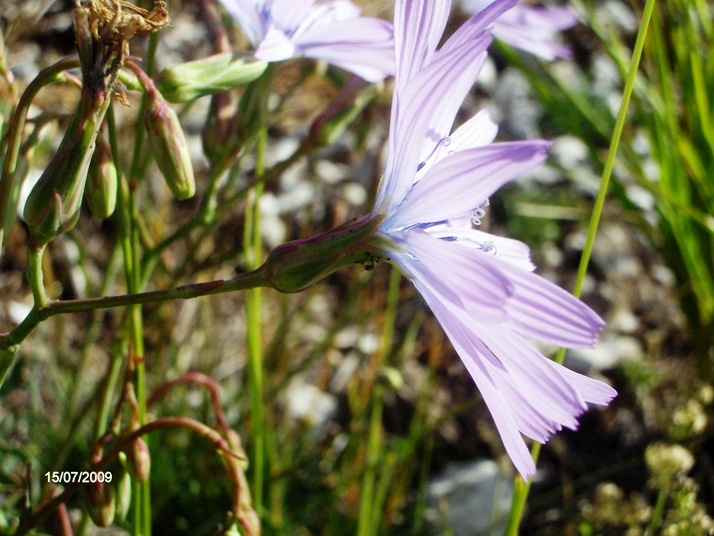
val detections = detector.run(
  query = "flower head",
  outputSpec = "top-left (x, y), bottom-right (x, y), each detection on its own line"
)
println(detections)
top-left (461, 0), bottom-right (578, 60)
top-left (216, 0), bottom-right (395, 81)
top-left (372, 0), bottom-right (615, 478)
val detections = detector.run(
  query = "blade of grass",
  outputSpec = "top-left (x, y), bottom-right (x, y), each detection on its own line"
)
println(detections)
top-left (504, 0), bottom-right (656, 531)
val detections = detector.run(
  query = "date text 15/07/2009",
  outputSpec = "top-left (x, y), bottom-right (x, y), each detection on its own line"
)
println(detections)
top-left (45, 471), bottom-right (113, 484)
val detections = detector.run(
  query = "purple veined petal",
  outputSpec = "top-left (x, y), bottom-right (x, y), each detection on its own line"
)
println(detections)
top-left (492, 8), bottom-right (576, 61)
top-left (297, 18), bottom-right (395, 82)
top-left (430, 109), bottom-right (499, 164)
top-left (504, 5), bottom-right (578, 32)
top-left (393, 0), bottom-right (452, 93)
top-left (416, 280), bottom-right (615, 478)
top-left (468, 325), bottom-right (590, 428)
top-left (268, 0), bottom-right (316, 33)
top-left (217, 0), bottom-right (266, 45)
top-left (462, 1), bottom-right (578, 60)
top-left (404, 0), bottom-right (521, 160)
top-left (426, 226), bottom-right (536, 272)
top-left (385, 141), bottom-right (550, 230)
top-left (288, 1), bottom-right (362, 43)
top-left (302, 44), bottom-right (395, 82)
top-left (410, 42), bottom-right (492, 168)
top-left (304, 0), bottom-right (363, 25)
top-left (375, 0), bottom-right (452, 212)
top-left (480, 328), bottom-right (617, 430)
top-left (556, 365), bottom-right (618, 406)
top-left (387, 229), bottom-right (514, 322)
top-left (414, 281), bottom-right (537, 478)
top-left (255, 23), bottom-right (297, 61)
top-left (376, 35), bottom-right (493, 216)
top-left (448, 109), bottom-right (499, 151)
top-left (495, 263), bottom-right (605, 347)
top-left (436, 0), bottom-right (519, 56)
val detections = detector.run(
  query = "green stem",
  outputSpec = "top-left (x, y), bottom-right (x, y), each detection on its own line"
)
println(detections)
top-left (27, 245), bottom-right (49, 307)
top-left (357, 384), bottom-right (384, 536)
top-left (124, 33), bottom-right (160, 536)
top-left (244, 125), bottom-right (268, 515)
top-left (646, 487), bottom-right (668, 535)
top-left (504, 0), bottom-right (655, 533)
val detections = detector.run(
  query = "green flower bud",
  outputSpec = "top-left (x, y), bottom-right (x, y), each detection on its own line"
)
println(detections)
top-left (264, 215), bottom-right (386, 293)
top-left (157, 52), bottom-right (268, 103)
top-left (23, 89), bottom-right (111, 246)
top-left (145, 89), bottom-right (196, 200)
top-left (127, 437), bottom-right (151, 482)
top-left (84, 480), bottom-right (116, 527)
top-left (114, 454), bottom-right (132, 523)
top-left (86, 133), bottom-right (117, 218)
top-left (113, 476), bottom-right (132, 523)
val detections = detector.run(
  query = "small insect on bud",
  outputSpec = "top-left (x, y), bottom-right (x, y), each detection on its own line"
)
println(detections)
top-left (86, 133), bottom-right (118, 218)
top-left (157, 52), bottom-right (268, 103)
top-left (23, 89), bottom-right (111, 246)
top-left (127, 437), bottom-right (151, 482)
top-left (85, 480), bottom-right (116, 527)
top-left (144, 88), bottom-right (196, 200)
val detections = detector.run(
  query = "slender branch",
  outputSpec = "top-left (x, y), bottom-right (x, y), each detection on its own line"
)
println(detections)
top-left (148, 371), bottom-right (230, 430)
top-left (0, 267), bottom-right (270, 352)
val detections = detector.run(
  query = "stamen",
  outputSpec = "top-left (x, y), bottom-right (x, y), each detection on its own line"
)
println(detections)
top-left (469, 198), bottom-right (490, 226)
top-left (417, 137), bottom-right (451, 172)
top-left (478, 240), bottom-right (496, 254)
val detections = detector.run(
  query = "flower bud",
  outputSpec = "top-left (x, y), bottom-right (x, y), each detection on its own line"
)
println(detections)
top-left (145, 89), bottom-right (195, 200)
top-left (85, 480), bottom-right (115, 527)
top-left (264, 215), bottom-right (386, 293)
top-left (112, 453), bottom-right (132, 523)
top-left (127, 437), bottom-right (151, 482)
top-left (86, 133), bottom-right (117, 218)
top-left (157, 52), bottom-right (268, 103)
top-left (23, 89), bottom-right (110, 246)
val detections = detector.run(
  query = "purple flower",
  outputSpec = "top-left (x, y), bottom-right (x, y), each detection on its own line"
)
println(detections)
top-left (372, 0), bottom-right (615, 478)
top-left (216, 0), bottom-right (395, 81)
top-left (462, 0), bottom-right (578, 60)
